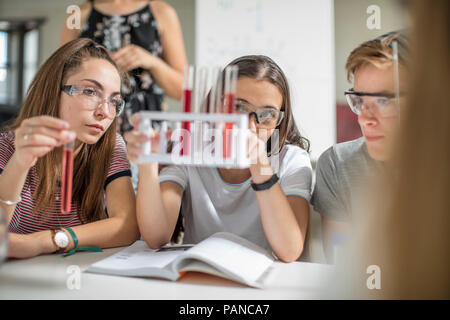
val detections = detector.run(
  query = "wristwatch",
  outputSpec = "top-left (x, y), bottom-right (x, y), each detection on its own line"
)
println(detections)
top-left (51, 229), bottom-right (70, 253)
top-left (251, 174), bottom-right (279, 191)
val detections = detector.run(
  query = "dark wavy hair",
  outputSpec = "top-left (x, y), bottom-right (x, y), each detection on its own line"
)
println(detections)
top-left (225, 55), bottom-right (310, 155)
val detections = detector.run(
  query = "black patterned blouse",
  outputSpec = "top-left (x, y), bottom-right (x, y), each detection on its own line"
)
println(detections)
top-left (80, 3), bottom-right (164, 131)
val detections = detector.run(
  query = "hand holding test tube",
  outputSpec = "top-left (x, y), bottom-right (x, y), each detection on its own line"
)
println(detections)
top-left (136, 114), bottom-right (172, 158)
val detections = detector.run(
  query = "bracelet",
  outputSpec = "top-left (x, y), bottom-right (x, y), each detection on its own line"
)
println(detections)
top-left (250, 174), bottom-right (279, 191)
top-left (62, 227), bottom-right (102, 257)
top-left (0, 196), bottom-right (22, 205)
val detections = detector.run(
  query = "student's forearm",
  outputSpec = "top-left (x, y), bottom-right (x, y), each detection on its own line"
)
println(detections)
top-left (251, 163), bottom-right (306, 262)
top-left (0, 154), bottom-right (31, 223)
top-left (136, 163), bottom-right (173, 248)
top-left (256, 185), bottom-right (305, 262)
top-left (147, 57), bottom-right (183, 100)
top-left (34, 216), bottom-right (140, 255)
top-left (70, 216), bottom-right (139, 249)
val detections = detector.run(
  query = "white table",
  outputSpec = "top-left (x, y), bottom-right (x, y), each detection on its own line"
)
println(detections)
top-left (0, 246), bottom-right (334, 300)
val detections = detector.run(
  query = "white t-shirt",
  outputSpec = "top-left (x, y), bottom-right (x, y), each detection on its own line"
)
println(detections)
top-left (159, 144), bottom-right (313, 252)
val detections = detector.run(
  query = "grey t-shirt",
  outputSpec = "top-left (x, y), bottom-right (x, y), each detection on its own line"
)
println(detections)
top-left (159, 144), bottom-right (313, 252)
top-left (311, 137), bottom-right (382, 222)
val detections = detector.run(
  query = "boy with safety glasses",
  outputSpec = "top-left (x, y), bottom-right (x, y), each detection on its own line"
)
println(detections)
top-left (311, 31), bottom-right (408, 263)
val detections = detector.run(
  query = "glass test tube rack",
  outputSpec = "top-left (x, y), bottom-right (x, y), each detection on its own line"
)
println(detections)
top-left (137, 111), bottom-right (250, 168)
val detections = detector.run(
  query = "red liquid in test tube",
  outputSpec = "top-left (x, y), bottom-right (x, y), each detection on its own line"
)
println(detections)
top-left (181, 66), bottom-right (194, 156)
top-left (223, 92), bottom-right (235, 158)
top-left (61, 140), bottom-right (74, 213)
top-left (223, 66), bottom-right (238, 159)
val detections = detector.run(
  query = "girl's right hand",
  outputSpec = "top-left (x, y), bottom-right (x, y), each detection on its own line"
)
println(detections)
top-left (124, 113), bottom-right (161, 163)
top-left (13, 116), bottom-right (76, 170)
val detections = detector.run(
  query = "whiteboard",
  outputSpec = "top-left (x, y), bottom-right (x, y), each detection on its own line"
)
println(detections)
top-left (196, 0), bottom-right (335, 160)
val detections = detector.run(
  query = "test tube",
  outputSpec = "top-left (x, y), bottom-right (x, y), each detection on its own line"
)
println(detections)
top-left (61, 140), bottom-right (74, 213)
top-left (211, 67), bottom-right (223, 163)
top-left (215, 122), bottom-right (224, 162)
top-left (139, 117), bottom-right (152, 155)
top-left (237, 114), bottom-right (249, 167)
top-left (191, 119), bottom-right (198, 163)
top-left (173, 121), bottom-right (183, 163)
top-left (181, 65), bottom-right (194, 156)
top-left (195, 67), bottom-right (209, 114)
top-left (159, 121), bottom-right (168, 154)
top-left (193, 67), bottom-right (209, 162)
top-left (214, 67), bottom-right (223, 114)
top-left (223, 65), bottom-right (238, 159)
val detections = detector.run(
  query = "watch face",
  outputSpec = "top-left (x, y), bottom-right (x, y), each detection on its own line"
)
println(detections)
top-left (55, 231), bottom-right (69, 248)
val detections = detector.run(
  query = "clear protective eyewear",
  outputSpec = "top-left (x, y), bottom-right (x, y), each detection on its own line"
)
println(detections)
top-left (61, 84), bottom-right (125, 118)
top-left (344, 89), bottom-right (404, 118)
top-left (235, 102), bottom-right (284, 128)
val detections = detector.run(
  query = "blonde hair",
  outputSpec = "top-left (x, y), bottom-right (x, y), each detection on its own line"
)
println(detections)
top-left (345, 32), bottom-right (408, 82)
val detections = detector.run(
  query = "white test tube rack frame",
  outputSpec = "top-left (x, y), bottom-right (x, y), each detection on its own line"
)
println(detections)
top-left (138, 111), bottom-right (250, 168)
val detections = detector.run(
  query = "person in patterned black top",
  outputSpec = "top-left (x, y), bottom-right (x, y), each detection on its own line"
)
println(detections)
top-left (0, 39), bottom-right (139, 259)
top-left (61, 0), bottom-right (187, 132)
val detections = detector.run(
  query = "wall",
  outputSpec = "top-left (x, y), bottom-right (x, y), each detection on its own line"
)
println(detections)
top-left (334, 0), bottom-right (408, 103)
top-left (163, 0), bottom-right (195, 112)
top-left (0, 0), bottom-right (76, 65)
top-left (196, 0), bottom-right (336, 160)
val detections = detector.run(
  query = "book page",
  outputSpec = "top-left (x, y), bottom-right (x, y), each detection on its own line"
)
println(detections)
top-left (172, 233), bottom-right (274, 286)
top-left (87, 240), bottom-right (185, 280)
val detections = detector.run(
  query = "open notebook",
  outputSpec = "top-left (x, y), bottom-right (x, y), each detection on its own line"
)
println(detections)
top-left (87, 232), bottom-right (275, 288)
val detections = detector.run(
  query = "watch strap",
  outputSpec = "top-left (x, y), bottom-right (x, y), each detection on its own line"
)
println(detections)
top-left (62, 227), bottom-right (102, 257)
top-left (251, 174), bottom-right (279, 191)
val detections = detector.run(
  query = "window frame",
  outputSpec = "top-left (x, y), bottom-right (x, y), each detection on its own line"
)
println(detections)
top-left (0, 18), bottom-right (45, 125)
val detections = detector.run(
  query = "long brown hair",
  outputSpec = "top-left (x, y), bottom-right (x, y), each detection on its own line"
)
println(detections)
top-left (5, 38), bottom-right (127, 223)
top-left (226, 55), bottom-right (310, 155)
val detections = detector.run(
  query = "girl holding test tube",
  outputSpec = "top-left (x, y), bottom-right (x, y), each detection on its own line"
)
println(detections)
top-left (0, 39), bottom-right (139, 259)
top-left (125, 55), bottom-right (312, 262)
